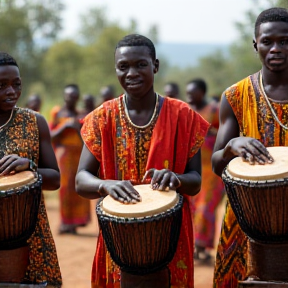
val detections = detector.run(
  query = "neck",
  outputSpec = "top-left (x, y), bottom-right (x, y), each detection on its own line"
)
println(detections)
top-left (261, 68), bottom-right (288, 86)
top-left (125, 89), bottom-right (156, 112)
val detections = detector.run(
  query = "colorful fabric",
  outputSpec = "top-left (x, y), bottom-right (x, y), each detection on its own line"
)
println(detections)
top-left (214, 71), bottom-right (288, 288)
top-left (50, 106), bottom-right (90, 226)
top-left (0, 107), bottom-right (62, 286)
top-left (192, 103), bottom-right (225, 248)
top-left (81, 94), bottom-right (210, 288)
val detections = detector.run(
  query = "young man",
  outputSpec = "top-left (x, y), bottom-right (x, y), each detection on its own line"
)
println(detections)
top-left (212, 7), bottom-right (288, 287)
top-left (76, 34), bottom-right (209, 287)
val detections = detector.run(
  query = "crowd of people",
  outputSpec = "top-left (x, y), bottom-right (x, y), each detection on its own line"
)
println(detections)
top-left (0, 6), bottom-right (288, 288)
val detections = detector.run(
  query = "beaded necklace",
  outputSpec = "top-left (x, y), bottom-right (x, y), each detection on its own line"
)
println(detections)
top-left (0, 107), bottom-right (14, 131)
top-left (259, 72), bottom-right (288, 130)
top-left (123, 93), bottom-right (159, 129)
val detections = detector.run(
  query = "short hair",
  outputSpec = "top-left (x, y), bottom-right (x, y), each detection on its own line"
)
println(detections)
top-left (64, 83), bottom-right (79, 92)
top-left (255, 7), bottom-right (288, 37)
top-left (165, 82), bottom-right (179, 92)
top-left (115, 34), bottom-right (156, 60)
top-left (0, 52), bottom-right (18, 67)
top-left (187, 78), bottom-right (207, 94)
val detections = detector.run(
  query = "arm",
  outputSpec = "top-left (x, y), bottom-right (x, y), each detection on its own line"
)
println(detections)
top-left (142, 149), bottom-right (202, 197)
top-left (76, 145), bottom-right (140, 203)
top-left (212, 94), bottom-right (273, 177)
top-left (36, 113), bottom-right (60, 190)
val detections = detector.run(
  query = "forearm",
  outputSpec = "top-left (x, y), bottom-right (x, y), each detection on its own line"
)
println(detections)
top-left (38, 168), bottom-right (60, 190)
top-left (176, 171), bottom-right (201, 196)
top-left (76, 170), bottom-right (105, 199)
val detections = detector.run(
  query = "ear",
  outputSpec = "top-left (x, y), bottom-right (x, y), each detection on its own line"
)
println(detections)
top-left (153, 59), bottom-right (159, 74)
top-left (253, 39), bottom-right (258, 52)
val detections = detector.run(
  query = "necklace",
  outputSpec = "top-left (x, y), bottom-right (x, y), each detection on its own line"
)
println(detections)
top-left (259, 72), bottom-right (288, 130)
top-left (123, 93), bottom-right (159, 129)
top-left (0, 108), bottom-right (14, 131)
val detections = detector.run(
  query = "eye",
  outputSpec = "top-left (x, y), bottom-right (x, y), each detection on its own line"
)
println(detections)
top-left (12, 81), bottom-right (22, 90)
top-left (0, 82), bottom-right (7, 90)
top-left (262, 38), bottom-right (270, 45)
top-left (280, 39), bottom-right (288, 46)
top-left (138, 62), bottom-right (148, 68)
top-left (118, 63), bottom-right (128, 71)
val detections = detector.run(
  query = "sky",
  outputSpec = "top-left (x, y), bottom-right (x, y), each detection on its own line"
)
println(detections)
top-left (60, 0), bottom-right (261, 44)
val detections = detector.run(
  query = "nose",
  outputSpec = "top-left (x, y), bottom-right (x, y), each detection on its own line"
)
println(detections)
top-left (127, 66), bottom-right (138, 78)
top-left (270, 42), bottom-right (282, 53)
top-left (5, 85), bottom-right (16, 95)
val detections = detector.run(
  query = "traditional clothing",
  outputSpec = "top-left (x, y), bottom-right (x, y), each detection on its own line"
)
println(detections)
top-left (50, 106), bottom-right (90, 227)
top-left (0, 107), bottom-right (62, 286)
top-left (192, 103), bottom-right (225, 249)
top-left (214, 71), bottom-right (288, 287)
top-left (81, 95), bottom-right (209, 288)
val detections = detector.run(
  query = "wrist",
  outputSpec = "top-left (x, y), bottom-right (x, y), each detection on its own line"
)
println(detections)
top-left (223, 140), bottom-right (235, 161)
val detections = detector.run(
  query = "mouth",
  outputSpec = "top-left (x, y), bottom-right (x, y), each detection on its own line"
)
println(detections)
top-left (126, 81), bottom-right (142, 88)
top-left (269, 57), bottom-right (285, 64)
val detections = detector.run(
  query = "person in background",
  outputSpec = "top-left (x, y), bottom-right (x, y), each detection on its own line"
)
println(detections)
top-left (99, 85), bottom-right (115, 103)
top-left (0, 52), bottom-right (62, 286)
top-left (212, 7), bottom-right (288, 287)
top-left (25, 94), bottom-right (42, 112)
top-left (186, 78), bottom-right (224, 262)
top-left (79, 94), bottom-right (96, 119)
top-left (164, 82), bottom-right (180, 99)
top-left (50, 84), bottom-right (90, 235)
top-left (76, 34), bottom-right (209, 288)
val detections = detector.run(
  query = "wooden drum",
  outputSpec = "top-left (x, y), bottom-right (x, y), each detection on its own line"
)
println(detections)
top-left (96, 184), bottom-right (183, 275)
top-left (0, 171), bottom-right (42, 250)
top-left (222, 146), bottom-right (288, 285)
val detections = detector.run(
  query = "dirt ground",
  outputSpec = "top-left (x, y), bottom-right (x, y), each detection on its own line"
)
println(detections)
top-left (44, 191), bottom-right (226, 288)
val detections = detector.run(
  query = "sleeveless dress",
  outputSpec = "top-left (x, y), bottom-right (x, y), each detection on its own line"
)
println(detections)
top-left (0, 107), bottom-right (62, 286)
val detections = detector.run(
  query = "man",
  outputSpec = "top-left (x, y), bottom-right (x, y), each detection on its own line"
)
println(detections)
top-left (99, 85), bottom-right (115, 103)
top-left (212, 7), bottom-right (288, 287)
top-left (186, 78), bottom-right (224, 263)
top-left (76, 34), bottom-right (209, 287)
top-left (164, 82), bottom-right (180, 99)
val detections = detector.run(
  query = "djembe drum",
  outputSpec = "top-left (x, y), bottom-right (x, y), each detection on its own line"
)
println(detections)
top-left (222, 146), bottom-right (288, 287)
top-left (96, 184), bottom-right (183, 277)
top-left (0, 171), bottom-right (42, 284)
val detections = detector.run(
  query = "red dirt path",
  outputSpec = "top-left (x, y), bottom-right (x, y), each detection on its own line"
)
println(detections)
top-left (44, 191), bottom-right (225, 288)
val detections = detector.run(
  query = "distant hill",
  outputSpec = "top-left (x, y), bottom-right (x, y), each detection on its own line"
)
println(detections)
top-left (156, 42), bottom-right (229, 68)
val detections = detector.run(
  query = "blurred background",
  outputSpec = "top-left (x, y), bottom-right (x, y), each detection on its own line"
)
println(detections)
top-left (0, 0), bottom-right (287, 119)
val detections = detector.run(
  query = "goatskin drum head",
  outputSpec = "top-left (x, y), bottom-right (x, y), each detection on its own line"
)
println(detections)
top-left (101, 184), bottom-right (178, 218)
top-left (227, 146), bottom-right (288, 181)
top-left (0, 171), bottom-right (36, 190)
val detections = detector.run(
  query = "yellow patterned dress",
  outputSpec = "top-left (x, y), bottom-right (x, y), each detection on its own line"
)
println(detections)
top-left (213, 71), bottom-right (288, 287)
top-left (0, 107), bottom-right (62, 286)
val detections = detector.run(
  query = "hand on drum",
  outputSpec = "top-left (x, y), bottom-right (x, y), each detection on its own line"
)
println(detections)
top-left (226, 137), bottom-right (273, 165)
top-left (99, 180), bottom-right (141, 204)
top-left (142, 169), bottom-right (181, 191)
top-left (0, 154), bottom-right (30, 175)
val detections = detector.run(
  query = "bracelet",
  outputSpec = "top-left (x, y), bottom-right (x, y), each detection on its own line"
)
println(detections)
top-left (29, 160), bottom-right (37, 172)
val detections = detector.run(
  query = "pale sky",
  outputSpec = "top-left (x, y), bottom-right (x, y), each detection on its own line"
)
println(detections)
top-left (59, 0), bottom-right (267, 44)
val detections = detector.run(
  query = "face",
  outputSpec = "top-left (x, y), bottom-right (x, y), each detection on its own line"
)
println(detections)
top-left (27, 96), bottom-right (41, 112)
top-left (0, 65), bottom-right (21, 112)
top-left (164, 84), bottom-right (178, 98)
top-left (186, 83), bottom-right (204, 106)
top-left (255, 21), bottom-right (288, 72)
top-left (115, 46), bottom-right (159, 99)
top-left (64, 87), bottom-right (79, 108)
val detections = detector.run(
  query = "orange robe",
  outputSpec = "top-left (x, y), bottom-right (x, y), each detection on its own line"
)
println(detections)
top-left (214, 71), bottom-right (288, 287)
top-left (81, 95), bottom-right (209, 288)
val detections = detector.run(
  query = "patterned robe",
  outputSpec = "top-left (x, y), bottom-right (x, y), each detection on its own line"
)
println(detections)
top-left (81, 95), bottom-right (210, 288)
top-left (0, 107), bottom-right (62, 286)
top-left (214, 71), bottom-right (288, 287)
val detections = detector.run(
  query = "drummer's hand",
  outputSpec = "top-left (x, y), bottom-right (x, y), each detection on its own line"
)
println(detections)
top-left (99, 180), bottom-right (141, 204)
top-left (0, 154), bottom-right (30, 175)
top-left (142, 169), bottom-right (181, 191)
top-left (225, 137), bottom-right (273, 165)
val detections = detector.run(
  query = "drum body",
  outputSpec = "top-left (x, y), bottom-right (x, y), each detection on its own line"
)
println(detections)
top-left (96, 185), bottom-right (183, 275)
top-left (0, 171), bottom-right (42, 250)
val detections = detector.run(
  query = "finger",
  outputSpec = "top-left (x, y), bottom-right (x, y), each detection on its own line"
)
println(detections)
top-left (245, 152), bottom-right (255, 165)
top-left (122, 184), bottom-right (141, 201)
top-left (158, 172), bottom-right (171, 191)
top-left (251, 141), bottom-right (273, 163)
top-left (142, 169), bottom-right (154, 182)
top-left (169, 173), bottom-right (181, 190)
top-left (113, 186), bottom-right (132, 203)
top-left (151, 169), bottom-right (168, 189)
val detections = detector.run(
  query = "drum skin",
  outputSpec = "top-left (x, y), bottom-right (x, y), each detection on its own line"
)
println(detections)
top-left (96, 186), bottom-right (183, 275)
top-left (0, 172), bottom-right (42, 250)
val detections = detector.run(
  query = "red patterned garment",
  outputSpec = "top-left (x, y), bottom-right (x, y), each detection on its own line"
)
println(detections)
top-left (81, 95), bottom-right (209, 288)
top-left (214, 71), bottom-right (288, 288)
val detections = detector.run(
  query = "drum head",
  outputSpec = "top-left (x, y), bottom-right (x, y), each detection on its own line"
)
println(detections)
top-left (101, 184), bottom-right (178, 218)
top-left (227, 146), bottom-right (288, 181)
top-left (0, 171), bottom-right (36, 191)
